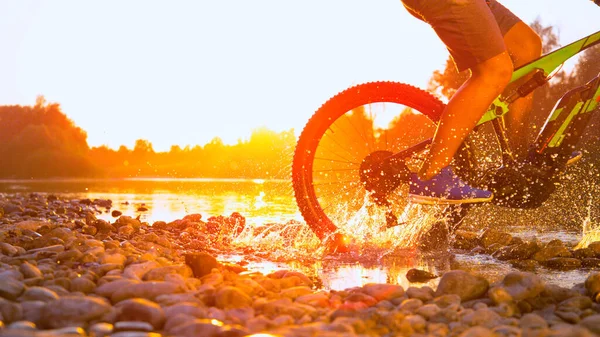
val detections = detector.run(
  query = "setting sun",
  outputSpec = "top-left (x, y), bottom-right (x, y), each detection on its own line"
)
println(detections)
top-left (0, 1), bottom-right (598, 150)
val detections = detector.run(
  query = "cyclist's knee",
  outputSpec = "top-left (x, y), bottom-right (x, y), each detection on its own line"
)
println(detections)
top-left (472, 51), bottom-right (513, 88)
top-left (505, 22), bottom-right (543, 67)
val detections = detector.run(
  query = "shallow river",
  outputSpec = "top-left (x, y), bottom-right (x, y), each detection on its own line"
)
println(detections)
top-left (0, 178), bottom-right (596, 291)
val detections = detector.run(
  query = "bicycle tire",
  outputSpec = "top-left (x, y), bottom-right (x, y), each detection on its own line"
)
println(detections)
top-left (292, 81), bottom-right (445, 242)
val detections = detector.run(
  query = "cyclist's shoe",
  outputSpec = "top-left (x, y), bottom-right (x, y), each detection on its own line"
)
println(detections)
top-left (566, 151), bottom-right (583, 167)
top-left (408, 167), bottom-right (493, 205)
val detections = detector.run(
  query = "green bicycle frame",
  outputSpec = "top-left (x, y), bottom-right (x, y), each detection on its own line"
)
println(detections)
top-left (478, 30), bottom-right (600, 126)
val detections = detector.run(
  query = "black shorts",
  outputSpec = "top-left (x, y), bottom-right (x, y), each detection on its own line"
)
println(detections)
top-left (401, 0), bottom-right (522, 71)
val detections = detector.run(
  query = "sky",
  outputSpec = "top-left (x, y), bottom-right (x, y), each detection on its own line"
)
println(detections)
top-left (0, 1), bottom-right (599, 151)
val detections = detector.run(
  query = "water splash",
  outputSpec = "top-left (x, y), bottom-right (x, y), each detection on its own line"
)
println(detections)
top-left (575, 190), bottom-right (599, 249)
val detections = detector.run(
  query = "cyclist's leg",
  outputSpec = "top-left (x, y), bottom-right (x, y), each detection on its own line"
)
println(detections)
top-left (419, 51), bottom-right (513, 179)
top-left (488, 0), bottom-right (543, 157)
top-left (401, 0), bottom-right (514, 180)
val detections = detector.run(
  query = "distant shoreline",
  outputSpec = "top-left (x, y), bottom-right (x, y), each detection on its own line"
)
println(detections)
top-left (0, 177), bottom-right (289, 184)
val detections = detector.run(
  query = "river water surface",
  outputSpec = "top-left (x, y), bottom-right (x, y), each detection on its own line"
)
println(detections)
top-left (0, 178), bottom-right (597, 291)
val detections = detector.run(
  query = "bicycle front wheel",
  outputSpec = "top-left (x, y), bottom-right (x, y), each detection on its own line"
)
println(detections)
top-left (292, 82), bottom-right (445, 242)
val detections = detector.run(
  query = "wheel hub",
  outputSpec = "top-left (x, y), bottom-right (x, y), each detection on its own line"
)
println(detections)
top-left (359, 151), bottom-right (410, 197)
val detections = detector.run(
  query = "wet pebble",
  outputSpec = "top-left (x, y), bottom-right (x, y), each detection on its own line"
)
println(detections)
top-left (435, 270), bottom-right (489, 301)
top-left (406, 268), bottom-right (438, 283)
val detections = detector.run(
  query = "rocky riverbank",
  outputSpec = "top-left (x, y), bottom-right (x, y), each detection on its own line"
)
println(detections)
top-left (1, 193), bottom-right (600, 336)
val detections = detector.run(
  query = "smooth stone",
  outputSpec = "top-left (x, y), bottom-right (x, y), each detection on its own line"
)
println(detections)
top-left (118, 225), bottom-right (134, 236)
top-left (509, 259), bottom-right (538, 271)
top-left (549, 324), bottom-right (595, 337)
top-left (280, 286), bottom-right (313, 300)
top-left (573, 248), bottom-right (596, 260)
top-left (93, 263), bottom-right (125, 277)
top-left (0, 270), bottom-right (24, 281)
top-left (225, 307), bottom-right (255, 326)
top-left (406, 286), bottom-right (434, 302)
top-left (142, 265), bottom-right (193, 281)
top-left (461, 308), bottom-right (502, 329)
top-left (459, 326), bottom-right (496, 337)
top-left (0, 298), bottom-right (24, 323)
top-left (70, 277), bottom-right (96, 294)
top-left (113, 321), bottom-right (154, 332)
top-left (452, 230), bottom-right (480, 250)
top-left (544, 257), bottom-right (582, 270)
top-left (416, 303), bottom-right (441, 320)
top-left (0, 278), bottom-right (25, 300)
top-left (163, 313), bottom-right (197, 334)
top-left (0, 242), bottom-right (19, 256)
top-left (361, 283), bottom-right (405, 302)
top-left (185, 252), bottom-right (220, 279)
top-left (519, 313), bottom-right (548, 329)
top-left (6, 321), bottom-right (36, 330)
top-left (582, 258), bottom-right (600, 268)
top-left (479, 229), bottom-right (513, 248)
top-left (295, 292), bottom-right (331, 308)
top-left (587, 241), bottom-right (600, 256)
top-left (496, 272), bottom-right (545, 301)
top-left (404, 314), bottom-right (427, 333)
top-left (168, 318), bottom-right (224, 337)
top-left (398, 298), bottom-right (423, 313)
top-left (19, 262), bottom-right (42, 279)
top-left (585, 273), bottom-right (600, 299)
top-left (558, 296), bottom-right (593, 311)
top-left (533, 246), bottom-right (572, 262)
top-left (232, 278), bottom-right (264, 297)
top-left (433, 294), bottom-right (462, 310)
top-left (115, 298), bottom-right (165, 330)
top-left (111, 281), bottom-right (183, 303)
top-left (488, 287), bottom-right (513, 305)
top-left (20, 300), bottom-right (46, 325)
top-left (44, 326), bottom-right (87, 336)
top-left (215, 286), bottom-right (252, 309)
top-left (493, 241), bottom-right (539, 261)
top-left (95, 279), bottom-right (140, 298)
top-left (406, 269), bottom-right (438, 283)
top-left (492, 325), bottom-right (522, 337)
top-left (89, 322), bottom-right (114, 337)
top-left (163, 302), bottom-right (208, 319)
top-left (40, 296), bottom-right (112, 329)
top-left (19, 287), bottom-right (59, 302)
top-left (579, 314), bottom-right (600, 334)
top-left (115, 216), bottom-right (142, 230)
top-left (435, 270), bottom-right (489, 301)
top-left (100, 252), bottom-right (127, 265)
top-left (123, 261), bottom-right (161, 280)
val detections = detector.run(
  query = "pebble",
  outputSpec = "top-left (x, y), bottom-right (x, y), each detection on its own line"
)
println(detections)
top-left (1, 193), bottom-right (600, 337)
top-left (435, 270), bottom-right (489, 301)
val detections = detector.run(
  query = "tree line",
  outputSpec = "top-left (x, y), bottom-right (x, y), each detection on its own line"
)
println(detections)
top-left (1, 21), bottom-right (598, 179)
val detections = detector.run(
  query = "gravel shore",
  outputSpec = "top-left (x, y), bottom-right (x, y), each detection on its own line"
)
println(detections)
top-left (1, 193), bottom-right (600, 337)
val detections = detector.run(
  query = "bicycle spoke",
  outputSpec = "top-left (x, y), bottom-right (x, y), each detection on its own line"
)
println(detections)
top-left (314, 168), bottom-right (358, 173)
top-left (313, 179), bottom-right (360, 187)
top-left (313, 157), bottom-right (360, 166)
top-left (315, 151), bottom-right (360, 165)
top-left (318, 134), bottom-right (364, 164)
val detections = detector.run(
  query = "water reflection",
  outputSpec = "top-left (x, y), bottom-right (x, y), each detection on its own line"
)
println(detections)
top-left (0, 178), bottom-right (596, 291)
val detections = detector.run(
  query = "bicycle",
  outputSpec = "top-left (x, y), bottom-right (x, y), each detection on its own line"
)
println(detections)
top-left (292, 28), bottom-right (600, 252)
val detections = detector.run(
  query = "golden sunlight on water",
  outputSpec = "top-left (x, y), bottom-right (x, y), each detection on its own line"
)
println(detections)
top-left (1, 177), bottom-right (598, 290)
